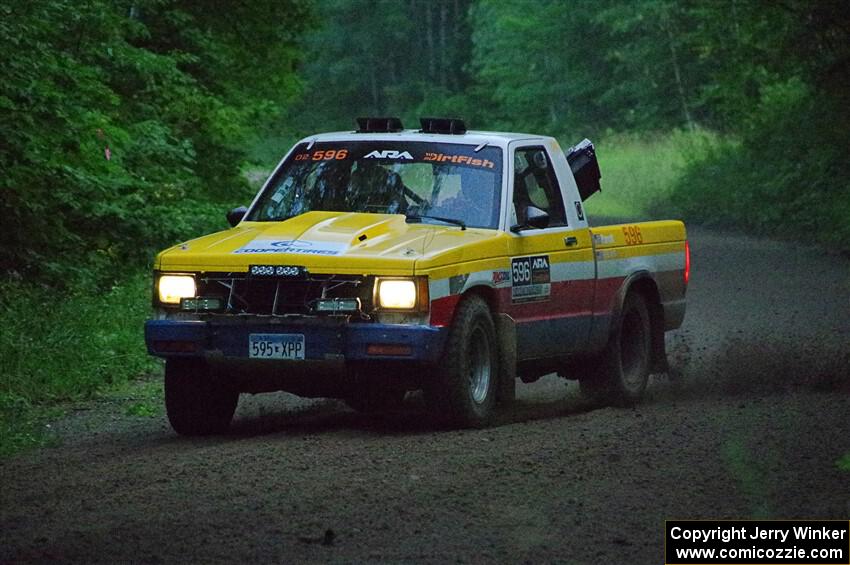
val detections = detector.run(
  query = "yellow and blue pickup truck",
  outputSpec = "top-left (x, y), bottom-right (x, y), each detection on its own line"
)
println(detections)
top-left (145, 117), bottom-right (689, 435)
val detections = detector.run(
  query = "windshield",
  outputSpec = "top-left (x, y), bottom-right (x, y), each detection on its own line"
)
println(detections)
top-left (248, 141), bottom-right (503, 229)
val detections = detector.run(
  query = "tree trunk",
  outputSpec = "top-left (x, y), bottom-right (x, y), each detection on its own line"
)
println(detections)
top-left (425, 2), bottom-right (435, 81)
top-left (663, 12), bottom-right (695, 130)
top-left (451, 0), bottom-right (461, 90)
top-left (439, 1), bottom-right (447, 89)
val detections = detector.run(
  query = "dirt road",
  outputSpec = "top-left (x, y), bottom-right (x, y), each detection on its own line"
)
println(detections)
top-left (2, 227), bottom-right (848, 564)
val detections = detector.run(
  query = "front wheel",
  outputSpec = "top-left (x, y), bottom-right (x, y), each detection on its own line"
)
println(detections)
top-left (580, 292), bottom-right (651, 406)
top-left (426, 295), bottom-right (499, 427)
top-left (165, 359), bottom-right (238, 436)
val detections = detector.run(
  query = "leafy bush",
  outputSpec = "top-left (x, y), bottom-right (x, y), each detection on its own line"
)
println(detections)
top-left (670, 87), bottom-right (850, 251)
top-left (0, 1), bottom-right (310, 286)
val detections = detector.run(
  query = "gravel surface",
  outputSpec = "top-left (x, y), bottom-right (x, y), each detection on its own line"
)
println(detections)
top-left (2, 227), bottom-right (849, 564)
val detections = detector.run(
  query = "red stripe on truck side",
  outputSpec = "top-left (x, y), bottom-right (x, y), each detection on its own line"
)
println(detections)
top-left (428, 276), bottom-right (628, 327)
top-left (500, 279), bottom-right (596, 320)
top-left (429, 294), bottom-right (462, 327)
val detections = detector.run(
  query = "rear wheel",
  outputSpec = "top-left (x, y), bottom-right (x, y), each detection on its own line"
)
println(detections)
top-left (165, 359), bottom-right (238, 436)
top-left (580, 292), bottom-right (651, 406)
top-left (426, 295), bottom-right (499, 427)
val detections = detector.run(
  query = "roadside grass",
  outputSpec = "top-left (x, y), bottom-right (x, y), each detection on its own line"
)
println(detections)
top-left (576, 129), bottom-right (716, 221)
top-left (0, 273), bottom-right (160, 456)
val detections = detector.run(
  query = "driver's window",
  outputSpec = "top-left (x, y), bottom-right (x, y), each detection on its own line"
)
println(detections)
top-left (513, 147), bottom-right (567, 227)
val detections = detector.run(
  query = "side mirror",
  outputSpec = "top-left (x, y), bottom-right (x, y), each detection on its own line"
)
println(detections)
top-left (527, 206), bottom-right (550, 229)
top-left (226, 206), bottom-right (248, 227)
top-left (510, 206), bottom-right (550, 232)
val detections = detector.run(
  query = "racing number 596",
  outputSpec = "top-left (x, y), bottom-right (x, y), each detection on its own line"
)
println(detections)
top-left (622, 225), bottom-right (643, 245)
top-left (311, 149), bottom-right (348, 160)
top-left (512, 260), bottom-right (531, 283)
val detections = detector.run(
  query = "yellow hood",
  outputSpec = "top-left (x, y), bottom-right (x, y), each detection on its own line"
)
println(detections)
top-left (156, 212), bottom-right (509, 275)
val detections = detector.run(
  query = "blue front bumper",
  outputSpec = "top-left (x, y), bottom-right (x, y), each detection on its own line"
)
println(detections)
top-left (144, 318), bottom-right (447, 364)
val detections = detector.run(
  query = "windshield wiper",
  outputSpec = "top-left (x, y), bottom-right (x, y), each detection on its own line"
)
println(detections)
top-left (405, 213), bottom-right (466, 230)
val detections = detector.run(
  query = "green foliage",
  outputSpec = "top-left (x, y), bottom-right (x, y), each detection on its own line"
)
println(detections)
top-left (0, 274), bottom-right (158, 403)
top-left (0, 0), bottom-right (311, 285)
top-left (125, 402), bottom-right (159, 418)
top-left (0, 272), bottom-right (160, 454)
top-left (470, 0), bottom-right (709, 135)
top-left (666, 1), bottom-right (850, 250)
top-left (279, 0), bottom-right (475, 137)
top-left (670, 89), bottom-right (850, 250)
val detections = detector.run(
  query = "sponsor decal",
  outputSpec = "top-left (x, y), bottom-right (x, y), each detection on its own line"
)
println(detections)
top-left (423, 152), bottom-right (495, 169)
top-left (593, 233), bottom-right (615, 245)
top-left (234, 238), bottom-right (346, 256)
top-left (364, 150), bottom-right (413, 160)
top-left (574, 201), bottom-right (584, 221)
top-left (511, 255), bottom-right (551, 303)
top-left (491, 270), bottom-right (511, 286)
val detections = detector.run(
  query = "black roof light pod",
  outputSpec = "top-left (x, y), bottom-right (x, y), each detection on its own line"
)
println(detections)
top-left (419, 117), bottom-right (467, 135)
top-left (355, 117), bottom-right (404, 133)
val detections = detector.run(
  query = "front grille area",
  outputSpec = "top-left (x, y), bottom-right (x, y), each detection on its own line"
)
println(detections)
top-left (197, 272), bottom-right (373, 316)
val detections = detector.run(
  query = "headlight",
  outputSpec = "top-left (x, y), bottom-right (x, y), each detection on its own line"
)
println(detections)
top-left (377, 279), bottom-right (417, 310)
top-left (158, 275), bottom-right (196, 305)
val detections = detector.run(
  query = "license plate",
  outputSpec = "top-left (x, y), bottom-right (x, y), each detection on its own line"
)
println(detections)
top-left (248, 333), bottom-right (305, 360)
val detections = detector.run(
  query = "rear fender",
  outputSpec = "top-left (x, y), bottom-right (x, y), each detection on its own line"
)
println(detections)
top-left (611, 272), bottom-right (668, 373)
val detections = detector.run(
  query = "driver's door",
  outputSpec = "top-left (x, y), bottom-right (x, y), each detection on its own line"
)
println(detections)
top-left (504, 143), bottom-right (595, 360)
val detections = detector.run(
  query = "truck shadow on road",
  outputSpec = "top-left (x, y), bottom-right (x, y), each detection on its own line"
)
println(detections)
top-left (223, 384), bottom-right (598, 439)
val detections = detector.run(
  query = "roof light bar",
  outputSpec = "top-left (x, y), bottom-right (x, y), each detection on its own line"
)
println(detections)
top-left (355, 117), bottom-right (404, 133)
top-left (419, 117), bottom-right (467, 135)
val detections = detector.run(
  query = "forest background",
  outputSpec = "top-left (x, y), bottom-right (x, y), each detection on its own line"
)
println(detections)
top-left (1, 0), bottom-right (848, 452)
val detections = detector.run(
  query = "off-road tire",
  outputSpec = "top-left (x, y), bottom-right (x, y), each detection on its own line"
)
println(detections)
top-left (495, 317), bottom-right (517, 408)
top-left (426, 295), bottom-right (499, 427)
top-left (580, 292), bottom-right (652, 407)
top-left (165, 358), bottom-right (238, 436)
